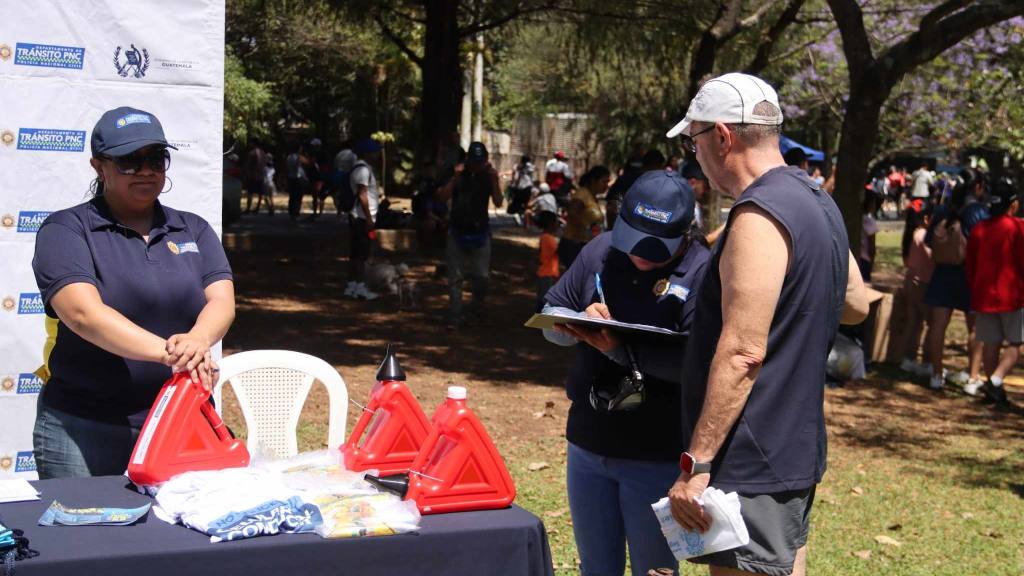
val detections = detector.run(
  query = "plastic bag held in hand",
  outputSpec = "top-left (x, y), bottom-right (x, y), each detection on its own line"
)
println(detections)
top-left (651, 487), bottom-right (750, 561)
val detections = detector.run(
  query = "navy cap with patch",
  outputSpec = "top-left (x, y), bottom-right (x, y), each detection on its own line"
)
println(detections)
top-left (91, 106), bottom-right (177, 158)
top-left (611, 170), bottom-right (695, 262)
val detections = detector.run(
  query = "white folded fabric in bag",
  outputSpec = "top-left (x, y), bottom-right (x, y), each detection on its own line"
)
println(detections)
top-left (651, 487), bottom-right (750, 561)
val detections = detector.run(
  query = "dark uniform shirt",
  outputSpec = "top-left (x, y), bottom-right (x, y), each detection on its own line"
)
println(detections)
top-left (683, 166), bottom-right (848, 493)
top-left (545, 232), bottom-right (710, 461)
top-left (32, 197), bottom-right (232, 424)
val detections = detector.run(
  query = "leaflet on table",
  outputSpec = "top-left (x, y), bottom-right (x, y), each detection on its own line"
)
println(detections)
top-left (38, 500), bottom-right (151, 526)
top-left (651, 487), bottom-right (750, 561)
top-left (524, 310), bottom-right (684, 339)
top-left (0, 479), bottom-right (40, 504)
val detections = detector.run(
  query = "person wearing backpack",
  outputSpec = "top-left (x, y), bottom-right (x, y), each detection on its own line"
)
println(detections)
top-left (923, 184), bottom-right (972, 390)
top-left (436, 141), bottom-right (503, 327)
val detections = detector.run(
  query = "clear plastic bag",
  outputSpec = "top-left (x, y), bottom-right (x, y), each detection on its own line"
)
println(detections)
top-left (256, 450), bottom-right (378, 497)
top-left (312, 493), bottom-right (421, 539)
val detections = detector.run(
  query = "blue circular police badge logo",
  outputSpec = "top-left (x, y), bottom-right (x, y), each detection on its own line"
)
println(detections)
top-left (114, 44), bottom-right (150, 78)
top-left (0, 44), bottom-right (12, 62)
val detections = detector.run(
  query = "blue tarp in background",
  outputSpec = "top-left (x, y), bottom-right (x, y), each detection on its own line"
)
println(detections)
top-left (779, 135), bottom-right (825, 162)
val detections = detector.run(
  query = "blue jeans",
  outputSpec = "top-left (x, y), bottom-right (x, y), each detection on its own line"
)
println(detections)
top-left (567, 443), bottom-right (680, 576)
top-left (33, 397), bottom-right (140, 479)
top-left (446, 233), bottom-right (491, 321)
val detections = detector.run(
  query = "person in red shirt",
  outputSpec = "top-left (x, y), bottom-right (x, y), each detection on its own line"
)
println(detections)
top-left (965, 177), bottom-right (1022, 407)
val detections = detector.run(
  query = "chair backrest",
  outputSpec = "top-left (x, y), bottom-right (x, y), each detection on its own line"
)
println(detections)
top-left (213, 350), bottom-right (348, 459)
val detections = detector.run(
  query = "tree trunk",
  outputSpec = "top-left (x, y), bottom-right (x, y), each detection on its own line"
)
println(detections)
top-left (421, 0), bottom-right (463, 162)
top-left (833, 79), bottom-right (890, 253)
top-left (686, 30), bottom-right (719, 103)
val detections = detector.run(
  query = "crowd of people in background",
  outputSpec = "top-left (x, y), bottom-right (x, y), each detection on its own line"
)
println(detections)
top-left (234, 131), bottom-right (1020, 410)
top-left (895, 164), bottom-right (1020, 408)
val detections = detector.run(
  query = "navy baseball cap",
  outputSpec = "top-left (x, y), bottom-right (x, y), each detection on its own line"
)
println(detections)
top-left (91, 106), bottom-right (176, 157)
top-left (612, 170), bottom-right (695, 263)
top-left (989, 177), bottom-right (1018, 214)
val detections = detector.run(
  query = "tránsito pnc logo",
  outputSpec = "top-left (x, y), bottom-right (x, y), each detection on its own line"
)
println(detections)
top-left (15, 451), bottom-right (36, 473)
top-left (17, 211), bottom-right (51, 233)
top-left (114, 44), bottom-right (149, 78)
top-left (18, 292), bottom-right (44, 315)
top-left (17, 373), bottom-right (44, 394)
top-left (14, 43), bottom-right (85, 70)
top-left (17, 128), bottom-right (87, 153)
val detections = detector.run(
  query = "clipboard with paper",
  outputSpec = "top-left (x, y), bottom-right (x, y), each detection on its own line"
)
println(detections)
top-left (524, 309), bottom-right (685, 340)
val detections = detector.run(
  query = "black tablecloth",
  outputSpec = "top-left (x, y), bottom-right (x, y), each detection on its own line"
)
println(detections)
top-left (0, 476), bottom-right (554, 576)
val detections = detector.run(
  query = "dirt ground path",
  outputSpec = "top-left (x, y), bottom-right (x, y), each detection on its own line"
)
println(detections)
top-left (221, 213), bottom-right (573, 448)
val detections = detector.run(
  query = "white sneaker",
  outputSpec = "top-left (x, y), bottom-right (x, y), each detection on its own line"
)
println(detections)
top-left (929, 374), bottom-right (945, 390)
top-left (353, 283), bottom-right (379, 301)
top-left (963, 378), bottom-right (983, 397)
top-left (946, 370), bottom-right (970, 386)
top-left (343, 282), bottom-right (358, 298)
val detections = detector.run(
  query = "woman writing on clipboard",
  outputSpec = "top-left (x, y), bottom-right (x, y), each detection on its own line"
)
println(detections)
top-left (541, 171), bottom-right (710, 576)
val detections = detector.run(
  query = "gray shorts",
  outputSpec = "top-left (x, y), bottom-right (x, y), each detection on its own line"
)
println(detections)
top-left (689, 486), bottom-right (815, 576)
top-left (976, 309), bottom-right (1024, 344)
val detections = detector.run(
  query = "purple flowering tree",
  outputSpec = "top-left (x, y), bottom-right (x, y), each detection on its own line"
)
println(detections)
top-left (825, 0), bottom-right (1024, 248)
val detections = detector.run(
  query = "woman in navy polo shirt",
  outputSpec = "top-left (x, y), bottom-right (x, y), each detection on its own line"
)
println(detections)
top-left (31, 107), bottom-right (235, 479)
top-left (542, 171), bottom-right (709, 576)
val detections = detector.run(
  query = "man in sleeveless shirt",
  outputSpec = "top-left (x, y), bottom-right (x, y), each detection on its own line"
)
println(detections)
top-left (663, 74), bottom-right (869, 576)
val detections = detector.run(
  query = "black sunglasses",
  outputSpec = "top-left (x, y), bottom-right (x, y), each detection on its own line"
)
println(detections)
top-left (590, 345), bottom-right (646, 412)
top-left (102, 149), bottom-right (171, 175)
top-left (681, 124), bottom-right (716, 154)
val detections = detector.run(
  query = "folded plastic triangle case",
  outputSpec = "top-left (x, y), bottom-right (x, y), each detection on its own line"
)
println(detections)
top-left (127, 372), bottom-right (250, 486)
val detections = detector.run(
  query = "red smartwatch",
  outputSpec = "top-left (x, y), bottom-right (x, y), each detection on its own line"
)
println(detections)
top-left (679, 451), bottom-right (712, 475)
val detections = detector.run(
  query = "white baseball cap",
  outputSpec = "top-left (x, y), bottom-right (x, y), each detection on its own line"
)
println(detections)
top-left (666, 73), bottom-right (783, 138)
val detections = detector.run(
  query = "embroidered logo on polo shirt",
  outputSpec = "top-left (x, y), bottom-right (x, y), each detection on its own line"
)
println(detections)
top-left (0, 376), bottom-right (14, 393)
top-left (0, 455), bottom-right (12, 472)
top-left (667, 284), bottom-right (690, 301)
top-left (166, 240), bottom-right (199, 255)
top-left (1, 296), bottom-right (14, 312)
top-left (633, 202), bottom-right (672, 224)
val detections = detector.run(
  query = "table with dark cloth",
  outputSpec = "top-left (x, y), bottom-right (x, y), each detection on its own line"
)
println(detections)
top-left (0, 476), bottom-right (554, 576)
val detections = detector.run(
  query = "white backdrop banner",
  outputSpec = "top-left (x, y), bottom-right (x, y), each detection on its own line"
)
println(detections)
top-left (0, 0), bottom-right (225, 478)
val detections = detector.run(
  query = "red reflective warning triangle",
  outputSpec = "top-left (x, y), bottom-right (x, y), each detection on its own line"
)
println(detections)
top-left (127, 372), bottom-right (250, 486)
top-left (405, 388), bottom-right (516, 514)
top-left (341, 380), bottom-right (432, 476)
top-left (341, 346), bottom-right (431, 476)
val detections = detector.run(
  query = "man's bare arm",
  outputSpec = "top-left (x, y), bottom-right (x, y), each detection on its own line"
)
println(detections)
top-left (841, 250), bottom-right (869, 325)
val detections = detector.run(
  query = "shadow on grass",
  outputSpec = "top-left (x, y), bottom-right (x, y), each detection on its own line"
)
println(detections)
top-left (224, 223), bottom-right (574, 390)
top-left (827, 362), bottom-right (1024, 494)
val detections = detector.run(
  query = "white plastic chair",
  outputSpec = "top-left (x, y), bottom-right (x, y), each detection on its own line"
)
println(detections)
top-left (212, 350), bottom-right (348, 459)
